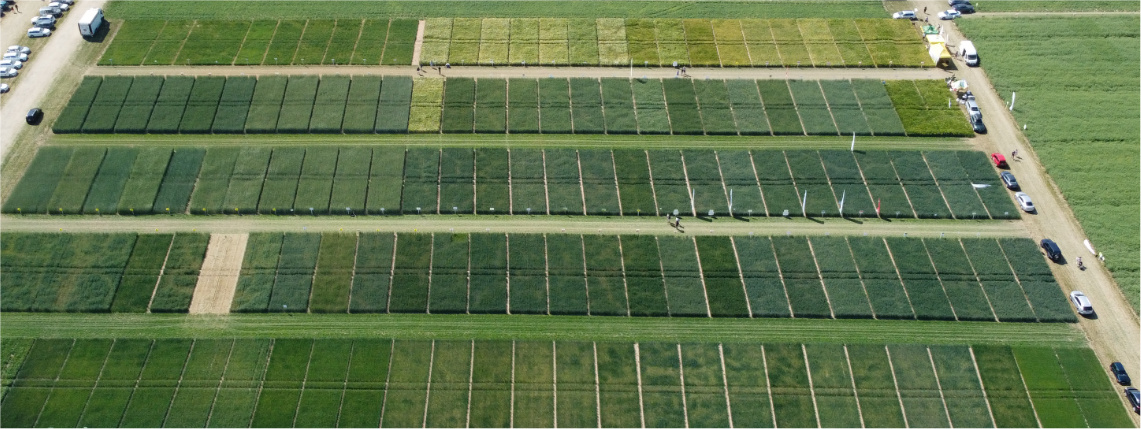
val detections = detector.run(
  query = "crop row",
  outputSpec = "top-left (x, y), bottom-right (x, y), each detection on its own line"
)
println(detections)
top-left (99, 19), bottom-right (418, 66)
top-left (3, 338), bottom-right (1128, 428)
top-left (54, 76), bottom-right (971, 137)
top-left (3, 147), bottom-right (1016, 219)
top-left (223, 231), bottom-right (1072, 322)
top-left (0, 233), bottom-right (207, 313)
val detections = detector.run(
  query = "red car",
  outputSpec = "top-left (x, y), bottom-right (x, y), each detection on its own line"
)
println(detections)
top-left (991, 153), bottom-right (1008, 168)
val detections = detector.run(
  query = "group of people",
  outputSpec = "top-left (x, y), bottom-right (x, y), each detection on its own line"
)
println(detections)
top-left (666, 214), bottom-right (683, 230)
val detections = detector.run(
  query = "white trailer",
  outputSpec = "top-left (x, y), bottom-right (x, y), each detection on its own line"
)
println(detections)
top-left (78, 8), bottom-right (103, 37)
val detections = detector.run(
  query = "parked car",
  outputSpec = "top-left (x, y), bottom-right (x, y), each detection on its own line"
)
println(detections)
top-left (1069, 291), bottom-right (1093, 316)
top-left (1015, 192), bottom-right (1035, 213)
top-left (25, 108), bottom-right (43, 125)
top-left (7, 45), bottom-right (30, 54)
top-left (892, 10), bottom-right (918, 20)
top-left (952, 3), bottom-right (976, 13)
top-left (1127, 387), bottom-right (1140, 414)
top-left (1000, 171), bottom-right (1019, 190)
top-left (965, 98), bottom-right (981, 117)
top-left (991, 153), bottom-right (1008, 168)
top-left (27, 27), bottom-right (52, 38)
top-left (0, 67), bottom-right (17, 78)
top-left (0, 83), bottom-right (9, 93)
top-left (31, 17), bottom-right (56, 29)
top-left (0, 59), bottom-right (23, 69)
top-left (47, 1), bottom-right (68, 11)
top-left (1111, 362), bottom-right (1131, 385)
top-left (1040, 238), bottom-right (1062, 262)
top-left (970, 114), bottom-right (986, 134)
top-left (938, 10), bottom-right (962, 20)
top-left (949, 0), bottom-right (972, 5)
top-left (3, 51), bottom-right (28, 62)
top-left (52, 0), bottom-right (73, 4)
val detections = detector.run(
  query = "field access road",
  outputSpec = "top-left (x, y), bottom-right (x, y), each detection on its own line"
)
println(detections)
top-left (88, 64), bottom-right (951, 81)
top-left (0, 0), bottom-right (110, 163)
top-left (2, 214), bottom-right (1024, 237)
top-left (908, 1), bottom-right (1141, 421)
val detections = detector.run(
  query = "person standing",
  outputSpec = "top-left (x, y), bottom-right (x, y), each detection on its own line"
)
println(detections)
top-left (923, 6), bottom-right (928, 14)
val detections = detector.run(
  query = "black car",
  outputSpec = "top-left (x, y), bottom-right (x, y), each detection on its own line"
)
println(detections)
top-left (952, 3), bottom-right (976, 13)
top-left (949, 0), bottom-right (971, 6)
top-left (970, 115), bottom-right (987, 134)
top-left (1111, 362), bottom-right (1131, 385)
top-left (25, 108), bottom-right (42, 125)
top-left (1040, 239), bottom-right (1062, 262)
top-left (1000, 171), bottom-right (1019, 190)
top-left (1127, 387), bottom-right (1139, 414)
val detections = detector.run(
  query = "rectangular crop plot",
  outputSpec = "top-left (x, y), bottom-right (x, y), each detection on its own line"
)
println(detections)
top-left (820, 80), bottom-right (871, 135)
top-left (441, 77), bottom-right (475, 133)
top-left (244, 76), bottom-right (288, 133)
top-left (507, 78), bottom-right (539, 133)
top-left (308, 76), bottom-right (351, 132)
top-left (350, 233), bottom-right (395, 313)
top-left (401, 148), bottom-right (440, 214)
top-left (113, 76), bottom-right (163, 133)
top-left (81, 148), bottom-right (140, 214)
top-left (693, 79), bottom-right (738, 135)
top-left (276, 76), bottom-right (319, 133)
top-left (538, 78), bottom-right (572, 133)
top-left (376, 76), bottom-right (413, 133)
top-left (631, 78), bottom-right (670, 134)
top-left (662, 79), bottom-right (702, 135)
top-left (683, 150), bottom-right (729, 216)
top-left (696, 236), bottom-right (748, 317)
top-left (544, 149), bottom-right (584, 215)
top-left (82, 76), bottom-right (133, 133)
top-left (612, 149), bottom-right (655, 216)
top-left (187, 147), bottom-right (239, 214)
top-left (725, 79), bottom-right (769, 135)
top-left (788, 80), bottom-right (837, 135)
top-left (429, 234), bottom-right (470, 314)
top-left (757, 80), bottom-right (803, 135)
top-left (438, 148), bottom-right (475, 214)
top-left (178, 76), bottom-right (225, 133)
top-left (474, 79), bottom-right (507, 133)
top-left (46, 148), bottom-right (106, 215)
top-left (509, 148), bottom-right (547, 214)
top-left (53, 76), bottom-right (103, 133)
top-left (341, 76), bottom-right (382, 133)
top-left (600, 78), bottom-right (637, 134)
top-left (294, 147), bottom-right (338, 214)
top-left (578, 150), bottom-right (619, 215)
top-left (647, 150), bottom-right (692, 217)
top-left (475, 148), bottom-right (510, 214)
top-left (657, 236), bottom-right (708, 317)
top-left (569, 78), bottom-right (605, 133)
top-left (390, 234), bottom-right (433, 312)
top-left (211, 77), bottom-right (256, 133)
top-left (383, 20), bottom-right (419, 65)
top-left (258, 148), bottom-right (304, 214)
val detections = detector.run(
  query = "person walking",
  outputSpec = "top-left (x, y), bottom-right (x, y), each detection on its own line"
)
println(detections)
top-left (923, 6), bottom-right (928, 14)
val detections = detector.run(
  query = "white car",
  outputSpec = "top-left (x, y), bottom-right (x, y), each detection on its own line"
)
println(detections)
top-left (7, 45), bottom-right (31, 55)
top-left (1015, 192), bottom-right (1035, 213)
top-left (0, 83), bottom-right (9, 93)
top-left (0, 59), bottom-right (23, 69)
top-left (27, 28), bottom-right (52, 38)
top-left (47, 1), bottom-right (69, 11)
top-left (3, 51), bottom-right (28, 62)
top-left (938, 10), bottom-right (962, 20)
top-left (1070, 291), bottom-right (1093, 316)
top-left (892, 10), bottom-right (918, 20)
top-left (0, 67), bottom-right (18, 78)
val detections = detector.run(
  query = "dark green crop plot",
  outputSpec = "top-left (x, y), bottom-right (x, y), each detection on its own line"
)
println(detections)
top-left (150, 233), bottom-right (208, 312)
top-left (508, 148), bottom-right (546, 214)
top-left (53, 77), bottom-right (102, 133)
top-left (662, 78), bottom-right (703, 134)
top-left (569, 78), bottom-right (606, 133)
top-left (46, 148), bottom-right (106, 215)
top-left (152, 148), bottom-right (206, 214)
top-left (600, 78), bottom-right (637, 134)
top-left (245, 76), bottom-right (289, 133)
top-left (342, 76), bottom-right (382, 132)
top-left (178, 76), bottom-right (225, 133)
top-left (210, 77), bottom-right (257, 133)
top-left (82, 148), bottom-right (140, 215)
top-left (612, 149), bottom-right (655, 215)
top-left (189, 147), bottom-right (240, 215)
top-left (117, 148), bottom-right (173, 214)
top-left (277, 75), bottom-right (319, 133)
top-left (474, 79), bottom-right (507, 133)
top-left (578, 149), bottom-right (620, 215)
top-left (294, 147), bottom-right (338, 213)
top-left (114, 76), bottom-right (164, 133)
top-left (308, 76), bottom-right (351, 133)
top-left (81, 76), bottom-right (133, 133)
top-left (441, 77), bottom-right (476, 133)
top-left (507, 78), bottom-right (539, 133)
top-left (401, 148), bottom-right (441, 214)
top-left (631, 78), bottom-right (670, 134)
top-left (757, 79), bottom-right (803, 135)
top-left (538, 78), bottom-right (573, 133)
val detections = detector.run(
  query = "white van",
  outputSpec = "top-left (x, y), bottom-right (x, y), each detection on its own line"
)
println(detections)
top-left (959, 41), bottom-right (979, 66)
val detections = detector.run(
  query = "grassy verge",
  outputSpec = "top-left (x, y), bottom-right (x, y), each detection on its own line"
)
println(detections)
top-left (977, 1), bottom-right (1138, 12)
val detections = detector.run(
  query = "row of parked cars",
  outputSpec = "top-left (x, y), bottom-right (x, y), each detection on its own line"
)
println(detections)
top-left (0, 45), bottom-right (31, 80)
top-left (892, 0), bottom-right (975, 21)
top-left (26, 0), bottom-right (75, 38)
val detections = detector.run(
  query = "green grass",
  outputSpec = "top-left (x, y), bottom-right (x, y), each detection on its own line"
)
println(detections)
top-left (958, 16), bottom-right (1140, 311)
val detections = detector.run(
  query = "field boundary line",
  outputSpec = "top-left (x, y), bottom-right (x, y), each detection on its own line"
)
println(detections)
top-left (1009, 348), bottom-right (1044, 428)
top-left (473, 143), bottom-right (480, 212)
top-left (842, 345), bottom-right (868, 428)
top-left (918, 239), bottom-right (963, 321)
top-left (411, 20), bottom-right (425, 66)
top-left (925, 347), bottom-right (955, 427)
top-left (247, 339), bottom-right (275, 428)
top-left (509, 340), bottom-right (517, 428)
top-left (676, 344), bottom-right (692, 428)
top-left (843, 236), bottom-right (879, 320)
top-left (386, 233), bottom-right (399, 313)
top-left (633, 342), bottom-right (647, 428)
top-left (230, 20), bottom-right (256, 66)
top-left (880, 237), bottom-right (919, 320)
top-left (717, 343), bottom-right (735, 428)
top-left (426, 232), bottom-right (437, 314)
top-left (346, 231), bottom-right (362, 312)
top-left (115, 340), bottom-right (155, 427)
top-left (883, 345), bottom-right (911, 428)
top-left (967, 347), bottom-right (999, 427)
top-left (465, 340), bottom-right (475, 428)
top-left (814, 80), bottom-right (844, 137)
top-left (593, 342), bottom-right (603, 428)
top-left (465, 234), bottom-right (473, 314)
top-left (575, 150), bottom-right (588, 214)
top-left (849, 150), bottom-right (887, 218)
top-left (689, 236), bottom-right (714, 318)
top-left (146, 235), bottom-right (178, 313)
top-left (688, 77), bottom-right (710, 136)
top-left (813, 148), bottom-right (843, 213)
top-left (781, 151), bottom-right (805, 217)
top-left (782, 80), bottom-right (809, 137)
top-left (506, 233), bottom-right (514, 314)
top-left (847, 77), bottom-right (877, 137)
top-left (31, 339), bottom-right (76, 428)
top-left (542, 149), bottom-right (552, 215)
top-left (202, 340), bottom-right (238, 427)
top-left (264, 232), bottom-right (288, 310)
top-left (334, 341), bottom-right (356, 427)
top-left (805, 237), bottom-right (838, 319)
top-left (736, 21), bottom-right (754, 67)
top-left (713, 150), bottom-right (734, 215)
top-left (378, 339), bottom-right (397, 428)
top-left (609, 149), bottom-right (625, 216)
top-left (347, 18), bottom-right (367, 66)
top-left (678, 150), bottom-right (696, 216)
top-left (580, 234), bottom-right (593, 316)
top-left (644, 150), bottom-right (661, 216)
top-left (552, 341), bottom-right (559, 427)
top-left (291, 340), bottom-right (317, 428)
top-left (709, 21), bottom-right (725, 68)
top-left (746, 151), bottom-right (771, 215)
top-left (850, 20), bottom-right (877, 69)
top-left (760, 344), bottom-right (778, 428)
top-left (288, 20), bottom-right (310, 65)
top-left (161, 339), bottom-right (197, 428)
top-left (422, 340), bottom-right (438, 428)
top-left (507, 148), bottom-right (515, 213)
top-left (728, 237), bottom-right (755, 317)
top-left (947, 238), bottom-right (1001, 322)
top-left (766, 238), bottom-right (798, 317)
top-left (75, 338), bottom-right (116, 425)
top-left (170, 20), bottom-right (197, 66)
top-left (802, 344), bottom-right (824, 428)
top-left (543, 234), bottom-right (551, 315)
top-left (435, 148), bottom-right (443, 214)
top-left (886, 156), bottom-right (920, 218)
top-left (617, 235), bottom-right (633, 316)
top-left (919, 154), bottom-right (961, 220)
top-left (654, 236), bottom-right (674, 315)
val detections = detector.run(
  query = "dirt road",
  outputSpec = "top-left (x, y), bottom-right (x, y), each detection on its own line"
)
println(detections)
top-left (908, 1), bottom-right (1140, 421)
top-left (88, 64), bottom-right (951, 81)
top-left (0, 0), bottom-right (110, 162)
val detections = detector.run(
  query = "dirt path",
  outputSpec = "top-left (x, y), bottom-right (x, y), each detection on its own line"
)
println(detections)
top-left (908, 2), bottom-right (1141, 421)
top-left (1, 215), bottom-right (1026, 238)
top-left (411, 20), bottom-right (425, 66)
top-left (0, 0), bottom-right (111, 162)
top-left (87, 64), bottom-right (951, 81)
top-left (188, 233), bottom-right (248, 314)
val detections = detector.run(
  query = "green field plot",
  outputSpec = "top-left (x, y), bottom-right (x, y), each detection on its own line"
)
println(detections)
top-left (44, 148), bottom-right (105, 215)
top-left (321, 19), bottom-right (362, 65)
top-left (657, 236), bottom-right (708, 317)
top-left (349, 233), bottom-right (395, 313)
top-left (578, 150), bottom-right (620, 215)
top-left (233, 233), bottom-right (283, 312)
top-left (567, 19), bottom-right (599, 65)
top-left (751, 151), bottom-right (799, 216)
top-left (474, 79), bottom-right (507, 133)
top-left (544, 149), bottom-right (584, 214)
top-left (258, 147), bottom-right (304, 213)
top-left (263, 20), bottom-right (305, 65)
top-left (401, 148), bottom-right (441, 214)
top-left (683, 150), bottom-right (729, 215)
top-left (152, 148), bottom-right (205, 214)
top-left (97, 20), bottom-right (164, 66)
top-left (268, 233), bottom-right (320, 312)
top-left (211, 77), bottom-right (256, 133)
top-left (276, 75), bottom-right (319, 133)
top-left (448, 18), bottom-right (483, 64)
top-left (646, 150), bottom-right (691, 216)
top-left (639, 342), bottom-right (687, 427)
top-left (756, 80), bottom-right (803, 135)
top-left (341, 76), bottom-right (382, 133)
top-left (177, 21), bottom-right (251, 65)
top-left (221, 147), bottom-right (272, 214)
top-left (294, 147), bottom-right (338, 213)
top-left (390, 234), bottom-right (432, 313)
top-left (569, 78), bottom-right (605, 133)
top-left (625, 19), bottom-right (658, 66)
top-left (804, 344), bottom-right (862, 427)
top-left (885, 80), bottom-right (973, 137)
top-left (809, 236), bottom-right (872, 318)
top-left (693, 79), bottom-right (738, 135)
top-left (441, 77), bottom-right (476, 133)
top-left (583, 235), bottom-right (628, 315)
top-left (81, 148), bottom-right (140, 214)
top-left (81, 76), bottom-right (133, 133)
top-left (696, 236), bottom-right (749, 317)
top-left (600, 78), bottom-right (637, 134)
top-left (429, 234), bottom-right (470, 313)
top-left (351, 19), bottom-right (388, 65)
top-left (612, 150), bottom-right (654, 215)
top-left (113, 76), bottom-right (163, 133)
top-left (409, 78), bottom-right (444, 132)
top-left (661, 79), bottom-right (703, 134)
top-left (475, 148), bottom-right (510, 214)
top-left (509, 18), bottom-right (540, 65)
top-left (53, 77), bottom-right (103, 133)
top-left (178, 76), bottom-right (225, 133)
top-left (420, 18), bottom-right (453, 65)
top-left (376, 76), bottom-right (413, 133)
top-left (788, 80), bottom-right (837, 135)
top-left (889, 344), bottom-right (951, 427)
top-left (887, 237), bottom-right (956, 321)
top-left (509, 148), bottom-right (547, 214)
top-left (478, 18), bottom-right (510, 65)
top-left (439, 148), bottom-right (475, 214)
top-left (725, 79), bottom-right (768, 135)
top-left (507, 78), bottom-right (540, 133)
top-left (631, 78), bottom-right (670, 134)
top-left (234, 20), bottom-right (276, 65)
top-left (308, 76), bottom-right (350, 132)
top-left (383, 19), bottom-right (419, 65)
top-left (717, 151), bottom-right (765, 216)
top-left (114, 148), bottom-right (172, 214)
top-left (245, 76), bottom-right (288, 133)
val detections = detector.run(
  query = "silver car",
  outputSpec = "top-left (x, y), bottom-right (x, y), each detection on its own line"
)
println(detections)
top-left (1015, 192), bottom-right (1034, 213)
top-left (1070, 291), bottom-right (1093, 316)
top-left (0, 67), bottom-right (18, 78)
top-left (7, 45), bottom-right (31, 55)
top-left (0, 59), bottom-right (23, 70)
top-left (3, 51), bottom-right (28, 62)
top-left (27, 28), bottom-right (52, 38)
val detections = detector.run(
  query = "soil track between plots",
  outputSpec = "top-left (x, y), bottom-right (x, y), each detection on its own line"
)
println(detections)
top-left (188, 233), bottom-right (249, 314)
